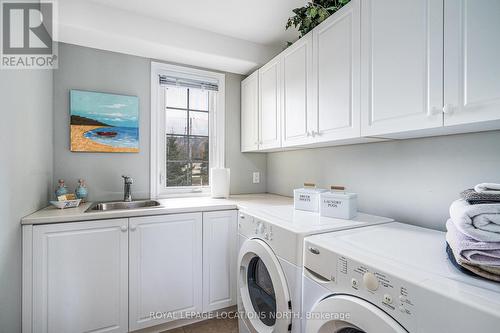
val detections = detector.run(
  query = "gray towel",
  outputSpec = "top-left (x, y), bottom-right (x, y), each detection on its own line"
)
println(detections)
top-left (461, 189), bottom-right (500, 205)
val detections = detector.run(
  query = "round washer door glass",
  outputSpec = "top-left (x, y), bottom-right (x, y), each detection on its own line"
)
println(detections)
top-left (247, 256), bottom-right (276, 326)
top-left (305, 295), bottom-right (407, 333)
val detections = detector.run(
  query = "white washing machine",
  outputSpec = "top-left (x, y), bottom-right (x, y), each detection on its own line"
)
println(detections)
top-left (302, 222), bottom-right (500, 333)
top-left (237, 206), bottom-right (393, 333)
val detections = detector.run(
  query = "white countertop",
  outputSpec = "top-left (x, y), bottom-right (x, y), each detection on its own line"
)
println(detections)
top-left (21, 193), bottom-right (293, 225)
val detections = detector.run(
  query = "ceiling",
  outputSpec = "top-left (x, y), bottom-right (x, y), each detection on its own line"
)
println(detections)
top-left (87, 0), bottom-right (306, 47)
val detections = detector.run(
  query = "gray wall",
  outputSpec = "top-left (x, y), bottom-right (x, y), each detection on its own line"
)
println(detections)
top-left (267, 131), bottom-right (500, 231)
top-left (54, 43), bottom-right (266, 200)
top-left (0, 70), bottom-right (53, 332)
top-left (54, 43), bottom-right (151, 201)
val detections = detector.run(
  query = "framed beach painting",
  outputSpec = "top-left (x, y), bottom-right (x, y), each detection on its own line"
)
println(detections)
top-left (70, 90), bottom-right (139, 152)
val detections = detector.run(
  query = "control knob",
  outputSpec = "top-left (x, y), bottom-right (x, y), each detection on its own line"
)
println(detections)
top-left (363, 272), bottom-right (379, 291)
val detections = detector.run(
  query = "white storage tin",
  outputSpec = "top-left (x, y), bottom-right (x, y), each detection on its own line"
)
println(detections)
top-left (320, 186), bottom-right (357, 219)
top-left (294, 183), bottom-right (327, 212)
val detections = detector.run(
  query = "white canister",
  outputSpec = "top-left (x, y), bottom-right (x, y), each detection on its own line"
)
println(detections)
top-left (320, 186), bottom-right (357, 219)
top-left (294, 183), bottom-right (327, 212)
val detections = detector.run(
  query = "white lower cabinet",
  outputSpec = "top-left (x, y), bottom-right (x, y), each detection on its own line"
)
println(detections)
top-left (24, 210), bottom-right (238, 333)
top-left (202, 210), bottom-right (238, 312)
top-left (129, 213), bottom-right (203, 331)
top-left (31, 219), bottom-right (129, 333)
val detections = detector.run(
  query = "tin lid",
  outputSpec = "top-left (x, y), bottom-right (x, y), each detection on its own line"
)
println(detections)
top-left (294, 183), bottom-right (327, 194)
top-left (321, 191), bottom-right (357, 199)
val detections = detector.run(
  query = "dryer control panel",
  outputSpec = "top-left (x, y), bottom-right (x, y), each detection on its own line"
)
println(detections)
top-left (238, 211), bottom-right (299, 265)
top-left (304, 240), bottom-right (419, 332)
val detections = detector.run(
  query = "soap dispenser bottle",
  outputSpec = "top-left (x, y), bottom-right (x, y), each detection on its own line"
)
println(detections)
top-left (75, 179), bottom-right (88, 202)
top-left (55, 179), bottom-right (68, 197)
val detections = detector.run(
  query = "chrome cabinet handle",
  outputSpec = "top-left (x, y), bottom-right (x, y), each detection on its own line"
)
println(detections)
top-left (308, 247), bottom-right (320, 255)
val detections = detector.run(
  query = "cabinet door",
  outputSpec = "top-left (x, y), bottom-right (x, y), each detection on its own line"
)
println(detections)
top-left (129, 213), bottom-right (202, 331)
top-left (32, 219), bottom-right (128, 333)
top-left (202, 210), bottom-right (237, 312)
top-left (282, 33), bottom-right (313, 147)
top-left (360, 0), bottom-right (444, 137)
top-left (312, 0), bottom-right (361, 142)
top-left (259, 56), bottom-right (282, 150)
top-left (444, 0), bottom-right (500, 126)
top-left (241, 71), bottom-right (259, 152)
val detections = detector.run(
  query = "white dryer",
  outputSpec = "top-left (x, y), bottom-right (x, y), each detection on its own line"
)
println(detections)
top-left (302, 222), bottom-right (500, 333)
top-left (237, 206), bottom-right (393, 333)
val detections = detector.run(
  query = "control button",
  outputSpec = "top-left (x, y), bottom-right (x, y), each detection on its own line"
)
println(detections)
top-left (351, 278), bottom-right (359, 288)
top-left (264, 232), bottom-right (269, 240)
top-left (399, 295), bottom-right (407, 303)
top-left (383, 294), bottom-right (393, 304)
top-left (399, 306), bottom-right (405, 313)
top-left (363, 272), bottom-right (379, 291)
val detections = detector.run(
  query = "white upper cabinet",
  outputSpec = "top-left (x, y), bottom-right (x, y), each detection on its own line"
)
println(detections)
top-left (32, 219), bottom-right (129, 333)
top-left (129, 213), bottom-right (203, 331)
top-left (241, 71), bottom-right (259, 151)
top-left (312, 0), bottom-right (361, 142)
top-left (360, 0), bottom-right (444, 137)
top-left (282, 33), bottom-right (313, 147)
top-left (202, 210), bottom-right (237, 313)
top-left (259, 56), bottom-right (282, 150)
top-left (444, 0), bottom-right (500, 126)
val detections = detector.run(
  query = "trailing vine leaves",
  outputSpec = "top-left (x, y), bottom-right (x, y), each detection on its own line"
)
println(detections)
top-left (286, 0), bottom-right (351, 40)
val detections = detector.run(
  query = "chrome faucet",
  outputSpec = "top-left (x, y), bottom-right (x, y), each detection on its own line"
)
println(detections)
top-left (122, 175), bottom-right (134, 202)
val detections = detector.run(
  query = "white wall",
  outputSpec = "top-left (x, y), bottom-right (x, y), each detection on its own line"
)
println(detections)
top-left (54, 43), bottom-right (266, 200)
top-left (267, 131), bottom-right (500, 230)
top-left (0, 70), bottom-right (53, 333)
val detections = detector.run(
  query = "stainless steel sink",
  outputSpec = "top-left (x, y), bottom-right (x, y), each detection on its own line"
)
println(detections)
top-left (85, 200), bottom-right (162, 212)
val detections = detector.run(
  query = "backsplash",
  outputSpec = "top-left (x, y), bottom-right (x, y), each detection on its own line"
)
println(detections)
top-left (267, 130), bottom-right (500, 231)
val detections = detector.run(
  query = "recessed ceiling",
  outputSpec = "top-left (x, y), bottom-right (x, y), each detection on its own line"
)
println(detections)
top-left (87, 0), bottom-right (307, 47)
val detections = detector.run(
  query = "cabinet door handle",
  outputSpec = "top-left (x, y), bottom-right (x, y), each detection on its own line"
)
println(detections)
top-left (130, 225), bottom-right (137, 231)
top-left (120, 225), bottom-right (128, 232)
top-left (443, 104), bottom-right (454, 114)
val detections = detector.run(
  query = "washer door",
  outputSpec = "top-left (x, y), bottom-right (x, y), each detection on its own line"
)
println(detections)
top-left (305, 295), bottom-right (407, 333)
top-left (238, 238), bottom-right (291, 333)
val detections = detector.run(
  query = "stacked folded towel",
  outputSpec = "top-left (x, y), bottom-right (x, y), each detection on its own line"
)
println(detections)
top-left (446, 183), bottom-right (500, 282)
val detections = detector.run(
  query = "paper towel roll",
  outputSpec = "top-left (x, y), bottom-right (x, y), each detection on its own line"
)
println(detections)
top-left (211, 168), bottom-right (230, 198)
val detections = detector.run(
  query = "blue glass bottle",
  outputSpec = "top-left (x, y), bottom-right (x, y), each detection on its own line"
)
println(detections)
top-left (75, 179), bottom-right (88, 202)
top-left (55, 179), bottom-right (68, 197)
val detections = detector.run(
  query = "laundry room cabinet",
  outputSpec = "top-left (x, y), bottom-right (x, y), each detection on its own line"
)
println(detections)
top-left (128, 213), bottom-right (203, 331)
top-left (312, 0), bottom-right (361, 142)
top-left (30, 219), bottom-right (129, 333)
top-left (241, 0), bottom-right (500, 150)
top-left (258, 55), bottom-right (282, 150)
top-left (202, 210), bottom-right (238, 312)
top-left (23, 210), bottom-right (238, 333)
top-left (360, 0), bottom-right (444, 137)
top-left (443, 0), bottom-right (500, 127)
top-left (281, 33), bottom-right (313, 147)
top-left (241, 71), bottom-right (259, 152)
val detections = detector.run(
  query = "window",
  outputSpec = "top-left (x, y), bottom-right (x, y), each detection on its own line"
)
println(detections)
top-left (151, 62), bottom-right (225, 198)
top-left (166, 87), bottom-right (209, 187)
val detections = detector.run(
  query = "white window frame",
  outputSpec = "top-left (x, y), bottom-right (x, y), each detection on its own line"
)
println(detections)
top-left (150, 62), bottom-right (225, 198)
